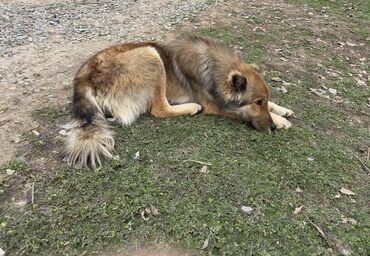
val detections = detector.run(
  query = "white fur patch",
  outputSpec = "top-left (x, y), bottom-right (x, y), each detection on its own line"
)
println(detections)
top-left (65, 119), bottom-right (115, 169)
top-left (268, 101), bottom-right (294, 117)
top-left (96, 89), bottom-right (153, 126)
top-left (271, 112), bottom-right (292, 129)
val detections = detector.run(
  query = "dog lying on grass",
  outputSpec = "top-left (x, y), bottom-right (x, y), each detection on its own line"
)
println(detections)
top-left (65, 35), bottom-right (293, 169)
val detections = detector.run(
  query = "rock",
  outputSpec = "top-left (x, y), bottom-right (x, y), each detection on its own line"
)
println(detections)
top-left (271, 77), bottom-right (282, 82)
top-left (281, 86), bottom-right (288, 94)
top-left (32, 130), bottom-right (41, 136)
top-left (241, 206), bottom-right (254, 214)
top-left (328, 88), bottom-right (337, 95)
top-left (58, 130), bottom-right (69, 136)
top-left (0, 248), bottom-right (5, 256)
top-left (6, 169), bottom-right (15, 176)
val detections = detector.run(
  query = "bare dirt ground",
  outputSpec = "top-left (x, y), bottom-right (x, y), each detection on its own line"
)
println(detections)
top-left (0, 0), bottom-right (208, 165)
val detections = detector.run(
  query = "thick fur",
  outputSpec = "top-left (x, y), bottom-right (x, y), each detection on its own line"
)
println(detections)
top-left (65, 35), bottom-right (293, 169)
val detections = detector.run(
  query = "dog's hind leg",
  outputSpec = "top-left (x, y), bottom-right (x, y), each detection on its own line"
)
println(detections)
top-left (150, 76), bottom-right (202, 118)
top-left (268, 101), bottom-right (293, 117)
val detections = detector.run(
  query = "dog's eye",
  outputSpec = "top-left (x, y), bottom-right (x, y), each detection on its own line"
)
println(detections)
top-left (255, 100), bottom-right (263, 106)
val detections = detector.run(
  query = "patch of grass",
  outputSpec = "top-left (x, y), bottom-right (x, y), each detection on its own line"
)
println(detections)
top-left (200, 26), bottom-right (268, 62)
top-left (288, 0), bottom-right (370, 20)
top-left (2, 113), bottom-right (370, 255)
top-left (1, 160), bottom-right (28, 173)
top-left (0, 160), bottom-right (29, 199)
top-left (32, 106), bottom-right (68, 123)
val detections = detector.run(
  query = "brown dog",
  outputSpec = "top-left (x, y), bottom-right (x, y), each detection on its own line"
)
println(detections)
top-left (65, 35), bottom-right (293, 168)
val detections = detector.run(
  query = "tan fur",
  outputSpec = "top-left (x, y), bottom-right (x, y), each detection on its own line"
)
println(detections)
top-left (65, 35), bottom-right (293, 168)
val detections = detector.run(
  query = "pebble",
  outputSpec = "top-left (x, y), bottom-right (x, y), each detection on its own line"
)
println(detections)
top-left (271, 77), bottom-right (282, 82)
top-left (241, 206), bottom-right (254, 214)
top-left (328, 88), bottom-right (337, 95)
top-left (6, 169), bottom-right (15, 175)
top-left (32, 130), bottom-right (41, 136)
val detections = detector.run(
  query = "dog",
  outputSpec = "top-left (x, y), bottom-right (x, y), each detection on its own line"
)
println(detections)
top-left (65, 35), bottom-right (293, 169)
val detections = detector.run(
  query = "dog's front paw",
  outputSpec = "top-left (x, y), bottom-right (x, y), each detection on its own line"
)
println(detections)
top-left (274, 106), bottom-right (294, 117)
top-left (189, 103), bottom-right (202, 115)
top-left (282, 107), bottom-right (294, 117)
top-left (271, 113), bottom-right (292, 129)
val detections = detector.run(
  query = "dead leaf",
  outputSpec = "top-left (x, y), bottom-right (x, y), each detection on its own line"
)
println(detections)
top-left (201, 238), bottom-right (209, 250)
top-left (200, 165), bottom-right (209, 174)
top-left (341, 216), bottom-right (357, 225)
top-left (293, 205), bottom-right (303, 215)
top-left (307, 219), bottom-right (326, 238)
top-left (140, 210), bottom-right (149, 221)
top-left (340, 188), bottom-right (356, 196)
top-left (150, 204), bottom-right (159, 216)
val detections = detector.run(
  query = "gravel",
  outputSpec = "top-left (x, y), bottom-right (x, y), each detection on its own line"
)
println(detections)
top-left (0, 0), bottom-right (208, 56)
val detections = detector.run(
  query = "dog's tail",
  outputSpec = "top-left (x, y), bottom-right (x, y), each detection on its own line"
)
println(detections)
top-left (65, 76), bottom-right (115, 169)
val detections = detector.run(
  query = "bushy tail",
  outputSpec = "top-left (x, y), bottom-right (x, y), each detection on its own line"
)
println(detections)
top-left (65, 77), bottom-right (115, 169)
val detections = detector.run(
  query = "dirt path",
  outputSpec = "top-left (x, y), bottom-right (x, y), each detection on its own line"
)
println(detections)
top-left (0, 0), bottom-right (208, 165)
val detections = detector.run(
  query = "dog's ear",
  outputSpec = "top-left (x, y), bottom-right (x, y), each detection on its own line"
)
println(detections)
top-left (230, 73), bottom-right (247, 92)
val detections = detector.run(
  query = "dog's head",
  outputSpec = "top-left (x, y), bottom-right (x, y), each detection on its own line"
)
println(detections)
top-left (222, 64), bottom-right (275, 132)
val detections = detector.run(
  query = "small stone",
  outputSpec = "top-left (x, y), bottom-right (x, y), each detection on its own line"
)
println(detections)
top-left (328, 88), bottom-right (337, 95)
top-left (32, 130), bottom-right (41, 136)
top-left (6, 169), bottom-right (15, 176)
top-left (334, 193), bottom-right (341, 199)
top-left (271, 77), bottom-right (282, 82)
top-left (200, 165), bottom-right (209, 173)
top-left (307, 157), bottom-right (315, 161)
top-left (281, 86), bottom-right (288, 94)
top-left (295, 187), bottom-right (303, 193)
top-left (0, 248), bottom-right (5, 256)
top-left (58, 130), bottom-right (69, 136)
top-left (241, 206), bottom-right (254, 214)
top-left (133, 151), bottom-right (140, 160)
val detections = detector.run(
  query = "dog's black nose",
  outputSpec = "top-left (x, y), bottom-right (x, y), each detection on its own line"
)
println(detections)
top-left (270, 123), bottom-right (277, 131)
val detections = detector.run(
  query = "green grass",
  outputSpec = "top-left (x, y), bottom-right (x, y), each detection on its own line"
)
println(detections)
top-left (1, 0), bottom-right (370, 255)
top-left (288, 0), bottom-right (370, 20)
top-left (2, 115), bottom-right (369, 255)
